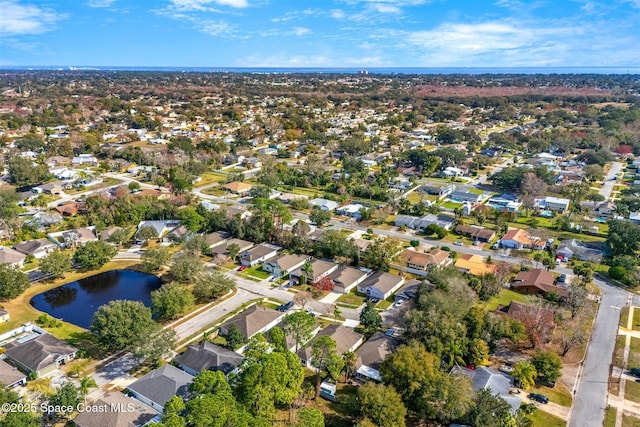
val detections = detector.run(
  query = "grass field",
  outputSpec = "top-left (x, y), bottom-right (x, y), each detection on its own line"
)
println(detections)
top-left (483, 289), bottom-right (530, 311)
top-left (623, 414), bottom-right (640, 427)
top-left (633, 309), bottom-right (640, 331)
top-left (529, 409), bottom-right (566, 427)
top-left (194, 172), bottom-right (228, 187)
top-left (621, 306), bottom-right (631, 327)
top-left (625, 379), bottom-right (640, 403)
top-left (240, 265), bottom-right (271, 280)
top-left (529, 384), bottom-right (572, 407)
top-left (0, 260), bottom-right (140, 340)
top-left (604, 406), bottom-right (617, 427)
top-left (336, 289), bottom-right (367, 308)
top-left (613, 335), bottom-right (626, 368)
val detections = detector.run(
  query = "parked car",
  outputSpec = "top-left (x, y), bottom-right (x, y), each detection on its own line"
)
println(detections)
top-left (394, 299), bottom-right (404, 308)
top-left (499, 364), bottom-right (514, 374)
top-left (277, 301), bottom-right (294, 312)
top-left (528, 393), bottom-right (549, 404)
top-left (629, 368), bottom-right (640, 377)
top-left (454, 241), bottom-right (464, 246)
top-left (557, 274), bottom-right (567, 283)
top-left (492, 243), bottom-right (500, 249)
top-left (238, 265), bottom-right (247, 271)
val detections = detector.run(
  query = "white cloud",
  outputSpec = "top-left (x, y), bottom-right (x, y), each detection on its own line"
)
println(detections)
top-left (331, 9), bottom-right (346, 19)
top-left (168, 0), bottom-right (247, 10)
top-left (199, 20), bottom-right (233, 36)
top-left (87, 0), bottom-right (115, 7)
top-left (0, 0), bottom-right (66, 36)
top-left (293, 26), bottom-right (311, 36)
top-left (370, 3), bottom-right (400, 13)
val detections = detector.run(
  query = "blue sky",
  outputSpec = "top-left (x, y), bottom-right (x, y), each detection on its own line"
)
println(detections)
top-left (1, 0), bottom-right (639, 67)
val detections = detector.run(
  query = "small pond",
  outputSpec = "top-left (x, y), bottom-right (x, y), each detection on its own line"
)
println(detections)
top-left (30, 269), bottom-right (162, 329)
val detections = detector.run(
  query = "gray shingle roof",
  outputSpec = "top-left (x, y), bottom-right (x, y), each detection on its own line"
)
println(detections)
top-left (174, 341), bottom-right (244, 375)
top-left (73, 392), bottom-right (158, 427)
top-left (0, 359), bottom-right (26, 386)
top-left (4, 333), bottom-right (77, 373)
top-left (127, 365), bottom-right (193, 408)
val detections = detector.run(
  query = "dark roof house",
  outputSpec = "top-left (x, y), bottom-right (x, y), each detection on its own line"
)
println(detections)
top-left (126, 365), bottom-right (193, 412)
top-left (174, 341), bottom-right (244, 377)
top-left (73, 392), bottom-right (158, 427)
top-left (4, 332), bottom-right (77, 377)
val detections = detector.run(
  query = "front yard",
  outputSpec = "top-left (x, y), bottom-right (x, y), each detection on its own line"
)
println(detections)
top-left (336, 288), bottom-right (367, 308)
top-left (240, 265), bottom-right (271, 280)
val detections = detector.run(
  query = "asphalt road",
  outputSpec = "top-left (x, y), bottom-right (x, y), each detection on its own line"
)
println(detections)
top-left (600, 161), bottom-right (624, 202)
top-left (568, 279), bottom-right (635, 427)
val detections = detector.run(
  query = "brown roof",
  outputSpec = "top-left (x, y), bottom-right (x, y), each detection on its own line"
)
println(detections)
top-left (400, 248), bottom-right (450, 268)
top-left (220, 305), bottom-right (283, 340)
top-left (359, 271), bottom-right (404, 295)
top-left (513, 269), bottom-right (555, 288)
top-left (55, 201), bottom-right (80, 216)
top-left (454, 254), bottom-right (498, 276)
top-left (204, 231), bottom-right (229, 247)
top-left (267, 254), bottom-right (309, 272)
top-left (500, 228), bottom-right (543, 247)
top-left (455, 224), bottom-right (496, 241)
top-left (0, 359), bottom-right (26, 387)
top-left (329, 265), bottom-right (368, 289)
top-left (0, 246), bottom-right (26, 266)
top-left (297, 325), bottom-right (364, 361)
top-left (223, 181), bottom-right (253, 193)
top-left (72, 392), bottom-right (157, 427)
top-left (502, 301), bottom-right (555, 326)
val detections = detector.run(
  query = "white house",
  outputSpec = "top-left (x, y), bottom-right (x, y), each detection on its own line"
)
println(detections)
top-left (71, 154), bottom-right (98, 165)
top-left (239, 243), bottom-right (280, 267)
top-left (262, 254), bottom-right (310, 278)
top-left (309, 198), bottom-right (339, 211)
top-left (357, 271), bottom-right (405, 300)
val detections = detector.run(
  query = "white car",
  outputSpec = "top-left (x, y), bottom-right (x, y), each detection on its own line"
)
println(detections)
top-left (394, 299), bottom-right (404, 308)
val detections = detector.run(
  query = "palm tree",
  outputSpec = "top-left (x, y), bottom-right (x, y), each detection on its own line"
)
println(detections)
top-left (79, 376), bottom-right (98, 403)
top-left (301, 261), bottom-right (313, 285)
top-left (343, 351), bottom-right (357, 383)
top-left (333, 306), bottom-right (341, 324)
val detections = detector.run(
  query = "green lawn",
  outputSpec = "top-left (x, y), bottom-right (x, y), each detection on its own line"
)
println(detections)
top-left (614, 335), bottom-right (626, 368)
top-left (529, 409), bottom-right (566, 427)
top-left (632, 308), bottom-right (640, 331)
top-left (623, 414), bottom-right (640, 427)
top-left (240, 265), bottom-right (271, 280)
top-left (441, 201), bottom-right (462, 210)
top-left (621, 307), bottom-right (631, 327)
top-left (337, 289), bottom-right (367, 308)
top-left (629, 337), bottom-right (640, 369)
top-left (528, 384), bottom-right (572, 407)
top-left (625, 379), bottom-right (640, 403)
top-left (604, 406), bottom-right (617, 427)
top-left (201, 187), bottom-right (227, 197)
top-left (194, 172), bottom-right (228, 187)
top-left (483, 289), bottom-right (530, 311)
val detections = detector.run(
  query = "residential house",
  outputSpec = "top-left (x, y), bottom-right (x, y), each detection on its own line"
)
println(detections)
top-left (36, 182), bottom-right (64, 195)
top-left (357, 271), bottom-right (405, 301)
top-left (71, 154), bottom-right (98, 165)
top-left (556, 239), bottom-right (605, 262)
top-left (441, 166), bottom-right (464, 177)
top-left (99, 227), bottom-right (123, 242)
top-left (72, 392), bottom-right (159, 427)
top-left (0, 309), bottom-right (9, 323)
top-left (164, 225), bottom-right (191, 243)
top-left (0, 359), bottom-right (26, 388)
top-left (135, 220), bottom-right (181, 241)
top-left (496, 301), bottom-right (556, 341)
top-left (419, 184), bottom-right (455, 198)
top-left (290, 259), bottom-right (339, 285)
top-left (262, 254), bottom-right (310, 278)
top-left (398, 248), bottom-right (451, 272)
top-left (277, 193), bottom-right (309, 204)
top-left (449, 189), bottom-right (486, 204)
top-left (200, 200), bottom-right (220, 212)
top-left (354, 332), bottom-right (399, 382)
top-left (297, 325), bottom-right (364, 367)
top-left (486, 194), bottom-right (522, 212)
top-left (394, 214), bottom-right (456, 231)
top-left (4, 332), bottom-right (77, 377)
top-left (239, 243), bottom-right (280, 267)
top-left (48, 227), bottom-right (98, 248)
top-left (219, 305), bottom-right (285, 344)
top-left (394, 279), bottom-right (422, 301)
top-left (594, 202), bottom-right (616, 218)
top-left (536, 196), bottom-right (570, 213)
top-left (451, 366), bottom-right (521, 413)
top-left (0, 247), bottom-right (26, 267)
top-left (222, 206), bottom-right (252, 220)
top-left (27, 212), bottom-right (63, 229)
top-left (309, 198), bottom-right (339, 211)
top-left (499, 228), bottom-right (544, 250)
top-left (511, 269), bottom-right (569, 300)
top-left (210, 238), bottom-right (253, 257)
top-left (13, 238), bottom-right (58, 259)
top-left (336, 203), bottom-right (365, 219)
top-left (351, 238), bottom-right (373, 252)
top-left (455, 225), bottom-right (496, 242)
top-left (275, 320), bottom-right (322, 352)
top-left (126, 365), bottom-right (193, 412)
top-left (328, 265), bottom-right (369, 294)
top-left (204, 231), bottom-right (230, 249)
top-left (455, 254), bottom-right (498, 276)
top-left (54, 201), bottom-right (82, 216)
top-left (174, 341), bottom-right (244, 377)
top-left (222, 181), bottom-right (253, 196)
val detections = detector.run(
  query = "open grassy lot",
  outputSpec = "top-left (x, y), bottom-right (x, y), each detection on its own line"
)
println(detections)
top-left (529, 409), bottom-right (566, 427)
top-left (625, 379), bottom-right (640, 403)
top-left (528, 384), bottom-right (572, 407)
top-left (483, 289), bottom-right (530, 311)
top-left (336, 288), bottom-right (367, 308)
top-left (621, 306), bottom-right (631, 327)
top-left (614, 335), bottom-right (626, 368)
top-left (623, 414), bottom-right (640, 427)
top-left (633, 308), bottom-right (640, 331)
top-left (0, 260), bottom-right (140, 340)
top-left (201, 187), bottom-right (227, 197)
top-left (604, 406), bottom-right (617, 427)
top-left (630, 337), bottom-right (640, 368)
top-left (240, 265), bottom-right (271, 280)
top-left (194, 172), bottom-right (228, 187)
